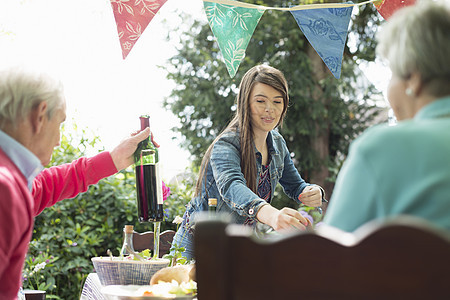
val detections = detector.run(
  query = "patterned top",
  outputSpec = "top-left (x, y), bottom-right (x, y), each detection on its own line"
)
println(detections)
top-left (257, 162), bottom-right (271, 203)
top-left (243, 156), bottom-right (272, 227)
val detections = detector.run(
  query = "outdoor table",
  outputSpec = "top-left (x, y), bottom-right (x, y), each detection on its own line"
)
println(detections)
top-left (80, 273), bottom-right (198, 299)
top-left (80, 273), bottom-right (106, 300)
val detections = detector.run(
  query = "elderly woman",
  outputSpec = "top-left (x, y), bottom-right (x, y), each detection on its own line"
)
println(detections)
top-left (323, 0), bottom-right (450, 232)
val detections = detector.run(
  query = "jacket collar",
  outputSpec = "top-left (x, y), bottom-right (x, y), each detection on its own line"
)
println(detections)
top-left (0, 129), bottom-right (43, 190)
top-left (266, 131), bottom-right (279, 156)
top-left (414, 96), bottom-right (450, 120)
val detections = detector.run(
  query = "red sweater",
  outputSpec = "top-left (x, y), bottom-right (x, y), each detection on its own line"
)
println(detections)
top-left (0, 149), bottom-right (117, 299)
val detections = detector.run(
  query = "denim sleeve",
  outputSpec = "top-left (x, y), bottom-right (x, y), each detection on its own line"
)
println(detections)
top-left (277, 139), bottom-right (308, 202)
top-left (210, 138), bottom-right (267, 218)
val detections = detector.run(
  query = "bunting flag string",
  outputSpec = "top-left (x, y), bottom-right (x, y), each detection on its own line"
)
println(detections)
top-left (204, 0), bottom-right (375, 11)
top-left (203, 0), bottom-right (375, 78)
top-left (109, 0), bottom-right (416, 78)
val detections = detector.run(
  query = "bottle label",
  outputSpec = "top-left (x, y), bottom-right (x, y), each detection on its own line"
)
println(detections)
top-left (155, 162), bottom-right (163, 205)
top-left (136, 149), bottom-right (156, 166)
top-left (135, 162), bottom-right (164, 222)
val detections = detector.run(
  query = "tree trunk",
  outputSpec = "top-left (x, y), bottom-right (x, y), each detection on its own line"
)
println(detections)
top-left (307, 44), bottom-right (333, 206)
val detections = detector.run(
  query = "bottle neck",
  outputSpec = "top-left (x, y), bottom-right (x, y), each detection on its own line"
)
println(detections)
top-left (120, 231), bottom-right (135, 257)
top-left (135, 115), bottom-right (158, 165)
top-left (140, 116), bottom-right (153, 147)
top-left (140, 115), bottom-right (150, 130)
top-left (124, 232), bottom-right (134, 245)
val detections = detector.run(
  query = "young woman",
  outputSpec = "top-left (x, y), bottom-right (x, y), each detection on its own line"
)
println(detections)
top-left (172, 65), bottom-right (323, 259)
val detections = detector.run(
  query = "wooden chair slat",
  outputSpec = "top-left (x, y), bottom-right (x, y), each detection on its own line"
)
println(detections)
top-left (132, 230), bottom-right (176, 256)
top-left (194, 217), bottom-right (450, 300)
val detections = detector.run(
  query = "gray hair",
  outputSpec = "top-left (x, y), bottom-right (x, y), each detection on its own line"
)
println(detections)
top-left (0, 67), bottom-right (65, 129)
top-left (376, 0), bottom-right (450, 97)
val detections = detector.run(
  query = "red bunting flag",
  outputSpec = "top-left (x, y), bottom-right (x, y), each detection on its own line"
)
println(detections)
top-left (374, 0), bottom-right (416, 20)
top-left (110, 0), bottom-right (168, 59)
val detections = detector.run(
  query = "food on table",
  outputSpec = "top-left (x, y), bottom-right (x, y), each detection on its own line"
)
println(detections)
top-left (120, 248), bottom-right (152, 261)
top-left (150, 264), bottom-right (196, 285)
top-left (136, 280), bottom-right (197, 297)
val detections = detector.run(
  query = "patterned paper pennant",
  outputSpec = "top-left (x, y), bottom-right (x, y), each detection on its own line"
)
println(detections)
top-left (204, 2), bottom-right (265, 77)
top-left (374, 0), bottom-right (416, 20)
top-left (110, 0), bottom-right (168, 59)
top-left (290, 3), bottom-right (353, 79)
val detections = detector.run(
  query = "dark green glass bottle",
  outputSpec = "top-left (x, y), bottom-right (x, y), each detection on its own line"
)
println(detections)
top-left (134, 115), bottom-right (164, 223)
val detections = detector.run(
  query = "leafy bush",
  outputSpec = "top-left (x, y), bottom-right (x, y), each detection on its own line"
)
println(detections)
top-left (27, 123), bottom-right (192, 298)
top-left (161, 172), bottom-right (197, 231)
top-left (22, 244), bottom-right (58, 294)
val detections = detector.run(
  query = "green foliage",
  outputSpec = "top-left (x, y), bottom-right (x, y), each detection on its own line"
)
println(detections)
top-left (22, 244), bottom-right (58, 294)
top-left (163, 1), bottom-right (384, 198)
top-left (162, 172), bottom-right (197, 231)
top-left (162, 243), bottom-right (189, 267)
top-left (28, 124), bottom-right (191, 298)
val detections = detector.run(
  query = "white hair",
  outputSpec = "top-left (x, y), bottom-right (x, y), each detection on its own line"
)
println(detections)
top-left (0, 67), bottom-right (65, 129)
top-left (376, 0), bottom-right (450, 97)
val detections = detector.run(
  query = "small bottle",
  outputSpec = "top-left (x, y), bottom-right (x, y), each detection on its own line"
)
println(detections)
top-left (120, 225), bottom-right (135, 258)
top-left (208, 198), bottom-right (217, 213)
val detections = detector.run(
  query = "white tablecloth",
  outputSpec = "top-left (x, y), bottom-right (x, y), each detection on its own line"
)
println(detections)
top-left (80, 273), bottom-right (198, 300)
top-left (80, 273), bottom-right (107, 300)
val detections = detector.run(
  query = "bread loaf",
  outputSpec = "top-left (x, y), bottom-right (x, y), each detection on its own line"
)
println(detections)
top-left (150, 264), bottom-right (196, 285)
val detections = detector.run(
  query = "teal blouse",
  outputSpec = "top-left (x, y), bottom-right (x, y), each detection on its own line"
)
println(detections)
top-left (324, 96), bottom-right (450, 232)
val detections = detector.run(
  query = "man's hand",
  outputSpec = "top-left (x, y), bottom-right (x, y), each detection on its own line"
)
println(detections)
top-left (110, 127), bottom-right (152, 171)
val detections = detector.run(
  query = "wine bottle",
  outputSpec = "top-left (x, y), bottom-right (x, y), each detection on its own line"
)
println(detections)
top-left (120, 225), bottom-right (135, 258)
top-left (134, 115), bottom-right (164, 223)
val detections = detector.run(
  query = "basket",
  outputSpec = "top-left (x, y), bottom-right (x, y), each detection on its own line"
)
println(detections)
top-left (91, 257), bottom-right (170, 286)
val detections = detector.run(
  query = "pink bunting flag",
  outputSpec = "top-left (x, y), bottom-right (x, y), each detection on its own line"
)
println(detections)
top-left (110, 0), bottom-right (168, 59)
top-left (374, 0), bottom-right (416, 20)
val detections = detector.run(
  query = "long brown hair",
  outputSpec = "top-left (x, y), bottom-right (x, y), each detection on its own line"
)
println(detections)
top-left (195, 65), bottom-right (289, 196)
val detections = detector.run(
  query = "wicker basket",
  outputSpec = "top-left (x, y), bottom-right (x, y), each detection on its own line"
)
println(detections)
top-left (91, 257), bottom-right (170, 286)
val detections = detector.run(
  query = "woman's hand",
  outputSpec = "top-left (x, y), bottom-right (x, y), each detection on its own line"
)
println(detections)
top-left (110, 127), bottom-right (156, 171)
top-left (257, 205), bottom-right (309, 232)
top-left (298, 185), bottom-right (322, 207)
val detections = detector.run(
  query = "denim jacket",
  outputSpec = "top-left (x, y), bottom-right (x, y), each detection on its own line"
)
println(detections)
top-left (181, 129), bottom-right (309, 231)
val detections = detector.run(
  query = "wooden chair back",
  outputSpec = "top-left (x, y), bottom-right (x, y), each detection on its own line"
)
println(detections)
top-left (194, 216), bottom-right (450, 300)
top-left (132, 230), bottom-right (176, 256)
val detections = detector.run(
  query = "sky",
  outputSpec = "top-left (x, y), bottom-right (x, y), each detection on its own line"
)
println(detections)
top-left (0, 0), bottom-right (205, 181)
top-left (0, 0), bottom-right (390, 181)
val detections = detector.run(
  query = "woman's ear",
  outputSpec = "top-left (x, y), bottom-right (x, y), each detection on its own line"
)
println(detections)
top-left (30, 101), bottom-right (48, 134)
top-left (406, 72), bottom-right (423, 97)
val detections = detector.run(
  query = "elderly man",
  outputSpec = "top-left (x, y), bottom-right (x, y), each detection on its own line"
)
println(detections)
top-left (0, 67), bottom-right (149, 299)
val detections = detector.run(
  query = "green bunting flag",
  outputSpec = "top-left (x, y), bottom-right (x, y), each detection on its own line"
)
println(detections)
top-left (203, 2), bottom-right (265, 77)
